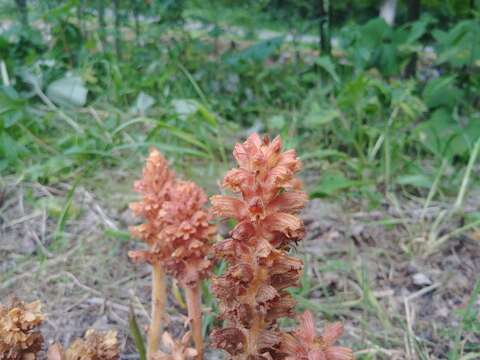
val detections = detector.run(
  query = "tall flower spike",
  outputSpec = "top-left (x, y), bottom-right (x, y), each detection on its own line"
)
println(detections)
top-left (0, 298), bottom-right (44, 360)
top-left (129, 148), bottom-right (215, 359)
top-left (280, 311), bottom-right (354, 360)
top-left (210, 134), bottom-right (308, 359)
top-left (129, 148), bottom-right (176, 358)
top-left (159, 180), bottom-right (216, 359)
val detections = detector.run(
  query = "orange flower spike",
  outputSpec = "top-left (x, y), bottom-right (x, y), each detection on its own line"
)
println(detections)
top-left (128, 149), bottom-right (177, 358)
top-left (129, 149), bottom-right (215, 360)
top-left (211, 134), bottom-right (307, 247)
top-left (161, 180), bottom-right (215, 286)
top-left (281, 311), bottom-right (354, 360)
top-left (210, 134), bottom-right (308, 359)
top-left (129, 148), bottom-right (176, 254)
top-left (160, 180), bottom-right (215, 359)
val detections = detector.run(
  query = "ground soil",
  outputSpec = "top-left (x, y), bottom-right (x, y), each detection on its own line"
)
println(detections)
top-left (1, 178), bottom-right (479, 359)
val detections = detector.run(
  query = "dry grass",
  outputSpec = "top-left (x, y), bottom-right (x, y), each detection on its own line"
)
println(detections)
top-left (1, 174), bottom-right (479, 359)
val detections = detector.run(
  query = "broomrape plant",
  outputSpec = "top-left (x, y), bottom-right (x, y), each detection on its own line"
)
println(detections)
top-left (0, 298), bottom-right (119, 360)
top-left (129, 149), bottom-right (215, 359)
top-left (209, 133), bottom-right (353, 360)
top-left (0, 135), bottom-right (353, 360)
top-left (0, 298), bottom-right (44, 360)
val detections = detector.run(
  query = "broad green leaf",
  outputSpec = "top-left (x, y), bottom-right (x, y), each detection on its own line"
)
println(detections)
top-left (316, 56), bottom-right (340, 83)
top-left (434, 20), bottom-right (480, 67)
top-left (224, 36), bottom-right (284, 65)
top-left (305, 104), bottom-right (340, 126)
top-left (47, 75), bottom-right (88, 107)
top-left (396, 174), bottom-right (433, 188)
top-left (131, 91), bottom-right (155, 115)
top-left (423, 76), bottom-right (463, 109)
top-left (310, 170), bottom-right (361, 197)
top-left (172, 99), bottom-right (199, 120)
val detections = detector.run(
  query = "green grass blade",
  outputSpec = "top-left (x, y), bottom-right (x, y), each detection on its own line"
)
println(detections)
top-left (52, 179), bottom-right (79, 246)
top-left (129, 304), bottom-right (147, 360)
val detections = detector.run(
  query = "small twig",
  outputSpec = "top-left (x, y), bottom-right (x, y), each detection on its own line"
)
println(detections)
top-left (403, 297), bottom-right (415, 360)
top-left (85, 297), bottom-right (149, 319)
top-left (108, 307), bottom-right (128, 326)
top-left (0, 243), bottom-right (81, 290)
top-left (128, 289), bottom-right (151, 321)
top-left (17, 188), bottom-right (53, 258)
top-left (32, 82), bottom-right (83, 134)
top-left (3, 212), bottom-right (42, 228)
top-left (29, 228), bottom-right (54, 258)
top-left (88, 106), bottom-right (113, 142)
top-left (83, 189), bottom-right (119, 230)
top-left (64, 293), bottom-right (91, 313)
top-left (60, 271), bottom-right (103, 296)
top-left (407, 283), bottom-right (440, 302)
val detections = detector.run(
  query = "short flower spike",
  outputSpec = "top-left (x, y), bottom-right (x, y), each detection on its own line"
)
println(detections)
top-left (0, 298), bottom-right (44, 360)
top-left (47, 329), bottom-right (119, 360)
top-left (280, 311), bottom-right (354, 360)
top-left (152, 332), bottom-right (198, 360)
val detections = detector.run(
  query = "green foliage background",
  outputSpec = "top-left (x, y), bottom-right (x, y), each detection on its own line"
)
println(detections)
top-left (0, 0), bottom-right (479, 199)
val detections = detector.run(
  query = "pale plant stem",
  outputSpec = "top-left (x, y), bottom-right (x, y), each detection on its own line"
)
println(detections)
top-left (383, 107), bottom-right (399, 192)
top-left (1, 60), bottom-right (10, 86)
top-left (33, 82), bottom-right (84, 134)
top-left (148, 263), bottom-right (167, 359)
top-left (185, 283), bottom-right (204, 360)
top-left (454, 137), bottom-right (480, 211)
top-left (421, 158), bottom-right (447, 220)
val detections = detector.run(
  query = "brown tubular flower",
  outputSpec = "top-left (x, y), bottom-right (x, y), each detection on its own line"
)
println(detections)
top-left (0, 298), bottom-right (44, 360)
top-left (210, 134), bottom-right (308, 359)
top-left (129, 149), bottom-right (215, 359)
top-left (280, 311), bottom-right (354, 360)
top-left (47, 329), bottom-right (119, 360)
